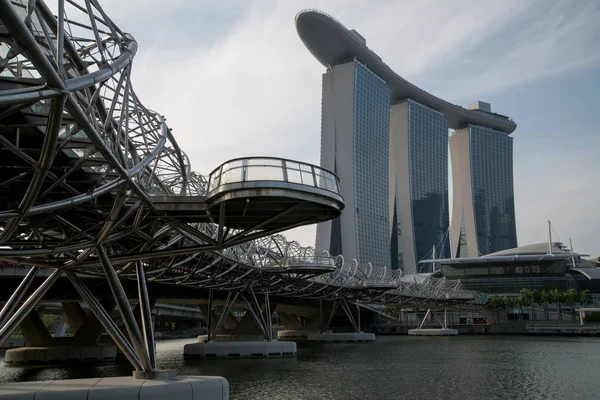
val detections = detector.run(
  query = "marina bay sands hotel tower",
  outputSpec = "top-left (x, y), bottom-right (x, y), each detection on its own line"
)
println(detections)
top-left (295, 10), bottom-right (518, 273)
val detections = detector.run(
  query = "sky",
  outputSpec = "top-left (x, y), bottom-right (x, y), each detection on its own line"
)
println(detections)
top-left (102, 0), bottom-right (600, 257)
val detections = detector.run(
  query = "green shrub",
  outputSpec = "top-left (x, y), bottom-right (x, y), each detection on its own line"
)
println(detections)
top-left (584, 313), bottom-right (600, 322)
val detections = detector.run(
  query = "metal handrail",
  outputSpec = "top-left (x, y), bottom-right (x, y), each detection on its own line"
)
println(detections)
top-left (282, 255), bottom-right (336, 268)
top-left (206, 156), bottom-right (340, 195)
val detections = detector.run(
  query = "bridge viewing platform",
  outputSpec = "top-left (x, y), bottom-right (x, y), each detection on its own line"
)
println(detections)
top-left (149, 157), bottom-right (344, 235)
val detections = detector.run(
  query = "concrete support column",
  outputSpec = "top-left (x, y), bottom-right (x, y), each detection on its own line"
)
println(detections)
top-left (232, 311), bottom-right (263, 335)
top-left (74, 300), bottom-right (115, 345)
top-left (278, 312), bottom-right (303, 330)
top-left (62, 302), bottom-right (87, 333)
top-left (54, 315), bottom-right (67, 337)
top-left (20, 311), bottom-right (53, 347)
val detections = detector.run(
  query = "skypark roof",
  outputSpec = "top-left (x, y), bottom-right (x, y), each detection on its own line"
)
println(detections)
top-left (295, 9), bottom-right (517, 134)
top-left (421, 253), bottom-right (587, 266)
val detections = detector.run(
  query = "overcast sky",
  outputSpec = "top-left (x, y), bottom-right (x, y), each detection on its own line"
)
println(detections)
top-left (103, 0), bottom-right (599, 257)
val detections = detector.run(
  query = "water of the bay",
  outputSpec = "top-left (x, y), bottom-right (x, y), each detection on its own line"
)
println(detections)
top-left (1, 335), bottom-right (600, 399)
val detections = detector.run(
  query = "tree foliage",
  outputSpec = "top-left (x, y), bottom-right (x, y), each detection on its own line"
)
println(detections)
top-left (485, 288), bottom-right (596, 319)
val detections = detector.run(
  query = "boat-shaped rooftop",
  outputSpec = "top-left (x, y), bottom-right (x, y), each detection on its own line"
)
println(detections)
top-left (295, 10), bottom-right (517, 134)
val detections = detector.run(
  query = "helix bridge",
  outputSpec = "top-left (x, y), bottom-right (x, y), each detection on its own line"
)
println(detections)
top-left (0, 0), bottom-right (478, 373)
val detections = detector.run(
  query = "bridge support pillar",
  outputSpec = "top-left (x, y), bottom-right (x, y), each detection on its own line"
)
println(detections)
top-left (20, 310), bottom-right (53, 347)
top-left (185, 288), bottom-right (296, 359)
top-left (4, 300), bottom-right (119, 365)
top-left (278, 312), bottom-right (304, 330)
top-left (275, 311), bottom-right (322, 341)
top-left (408, 308), bottom-right (458, 336)
top-left (62, 302), bottom-right (86, 333)
top-left (305, 298), bottom-right (376, 343)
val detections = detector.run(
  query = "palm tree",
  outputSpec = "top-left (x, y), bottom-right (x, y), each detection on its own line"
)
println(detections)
top-left (532, 290), bottom-right (545, 320)
top-left (495, 296), bottom-right (503, 322)
top-left (550, 289), bottom-right (564, 320)
top-left (486, 296), bottom-right (497, 322)
top-left (504, 296), bottom-right (517, 320)
top-left (522, 289), bottom-right (537, 321)
top-left (580, 289), bottom-right (593, 307)
top-left (382, 304), bottom-right (398, 318)
top-left (514, 296), bottom-right (526, 321)
top-left (558, 290), bottom-right (569, 320)
top-left (502, 296), bottom-right (512, 321)
top-left (565, 289), bottom-right (579, 320)
top-left (540, 290), bottom-right (552, 320)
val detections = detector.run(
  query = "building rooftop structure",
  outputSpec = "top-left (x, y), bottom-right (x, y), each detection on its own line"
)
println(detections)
top-left (424, 243), bottom-right (600, 295)
top-left (583, 257), bottom-right (600, 268)
top-left (424, 242), bottom-right (588, 266)
top-left (295, 9), bottom-right (517, 134)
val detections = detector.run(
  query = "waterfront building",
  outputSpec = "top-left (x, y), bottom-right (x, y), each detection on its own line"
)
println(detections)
top-left (427, 242), bottom-right (600, 295)
top-left (296, 10), bottom-right (517, 273)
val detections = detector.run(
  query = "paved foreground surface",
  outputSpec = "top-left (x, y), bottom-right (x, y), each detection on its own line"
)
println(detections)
top-left (0, 375), bottom-right (228, 400)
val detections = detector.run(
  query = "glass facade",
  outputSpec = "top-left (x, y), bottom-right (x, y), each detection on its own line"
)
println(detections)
top-left (469, 125), bottom-right (517, 255)
top-left (459, 276), bottom-right (570, 294)
top-left (440, 261), bottom-right (600, 294)
top-left (571, 273), bottom-right (600, 293)
top-left (441, 261), bottom-right (570, 294)
top-left (441, 261), bottom-right (569, 279)
top-left (352, 61), bottom-right (391, 267)
top-left (407, 100), bottom-right (450, 266)
top-left (458, 207), bottom-right (469, 257)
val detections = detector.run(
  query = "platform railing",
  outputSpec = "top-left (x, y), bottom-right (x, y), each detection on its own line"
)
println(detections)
top-left (206, 157), bottom-right (340, 195)
top-left (281, 254), bottom-right (336, 269)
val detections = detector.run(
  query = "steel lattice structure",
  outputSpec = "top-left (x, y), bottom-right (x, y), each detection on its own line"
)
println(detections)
top-left (0, 0), bottom-right (478, 372)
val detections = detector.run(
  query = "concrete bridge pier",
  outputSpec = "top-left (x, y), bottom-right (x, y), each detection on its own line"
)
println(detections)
top-left (276, 307), bottom-right (322, 341)
top-left (0, 262), bottom-right (230, 399)
top-left (3, 301), bottom-right (118, 365)
top-left (306, 298), bottom-right (375, 343)
top-left (197, 306), bottom-right (265, 343)
top-left (184, 288), bottom-right (296, 359)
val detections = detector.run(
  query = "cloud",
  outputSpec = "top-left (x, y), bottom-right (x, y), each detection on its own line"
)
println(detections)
top-left (514, 134), bottom-right (600, 254)
top-left (106, 0), bottom-right (599, 251)
top-left (131, 2), bottom-right (327, 174)
top-left (335, 0), bottom-right (544, 78)
top-left (428, 0), bottom-right (600, 100)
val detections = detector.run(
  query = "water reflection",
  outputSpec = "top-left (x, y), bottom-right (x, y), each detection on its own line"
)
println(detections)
top-left (2, 336), bottom-right (600, 400)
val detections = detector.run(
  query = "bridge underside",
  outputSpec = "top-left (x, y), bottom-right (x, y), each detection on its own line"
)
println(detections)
top-left (0, 275), bottom-right (477, 312)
